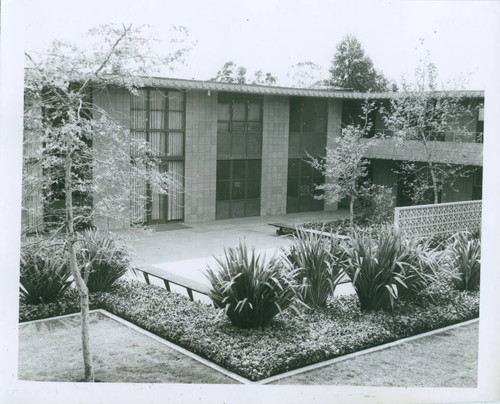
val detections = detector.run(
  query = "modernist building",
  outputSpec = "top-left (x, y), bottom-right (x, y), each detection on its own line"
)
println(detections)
top-left (23, 77), bottom-right (484, 229)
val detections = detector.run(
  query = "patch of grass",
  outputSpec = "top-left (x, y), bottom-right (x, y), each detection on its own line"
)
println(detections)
top-left (19, 311), bottom-right (236, 383)
top-left (271, 322), bottom-right (478, 387)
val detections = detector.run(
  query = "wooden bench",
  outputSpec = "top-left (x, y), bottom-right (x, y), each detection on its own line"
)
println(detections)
top-left (269, 223), bottom-right (349, 240)
top-left (137, 265), bottom-right (211, 302)
top-left (269, 222), bottom-right (297, 236)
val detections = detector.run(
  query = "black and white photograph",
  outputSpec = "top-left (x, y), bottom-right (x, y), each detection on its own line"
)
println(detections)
top-left (1, 0), bottom-right (499, 403)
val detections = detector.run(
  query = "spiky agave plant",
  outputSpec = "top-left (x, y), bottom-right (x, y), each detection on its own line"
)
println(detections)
top-left (79, 229), bottom-right (132, 293)
top-left (286, 227), bottom-right (346, 307)
top-left (449, 231), bottom-right (481, 291)
top-left (20, 241), bottom-right (72, 304)
top-left (205, 242), bottom-right (298, 329)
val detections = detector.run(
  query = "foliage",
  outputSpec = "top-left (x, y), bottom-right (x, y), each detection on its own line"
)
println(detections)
top-left (345, 227), bottom-right (439, 311)
top-left (355, 184), bottom-right (396, 224)
top-left (79, 230), bottom-right (132, 293)
top-left (329, 35), bottom-right (392, 92)
top-left (19, 279), bottom-right (479, 381)
top-left (19, 240), bottom-right (72, 304)
top-left (381, 54), bottom-right (478, 205)
top-left (205, 242), bottom-right (297, 328)
top-left (212, 61), bottom-right (277, 85)
top-left (285, 228), bottom-right (346, 307)
top-left (449, 232), bottom-right (481, 291)
top-left (285, 61), bottom-right (327, 88)
top-left (307, 102), bottom-right (376, 227)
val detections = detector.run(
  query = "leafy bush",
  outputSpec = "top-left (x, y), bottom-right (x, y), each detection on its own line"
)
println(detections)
top-left (355, 184), bottom-right (395, 225)
top-left (79, 229), bottom-right (131, 293)
top-left (20, 240), bottom-right (72, 304)
top-left (205, 242), bottom-right (297, 329)
top-left (449, 232), bottom-right (481, 291)
top-left (346, 227), bottom-right (438, 311)
top-left (285, 228), bottom-right (346, 307)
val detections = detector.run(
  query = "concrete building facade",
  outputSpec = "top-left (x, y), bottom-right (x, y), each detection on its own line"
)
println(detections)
top-left (24, 77), bottom-right (484, 230)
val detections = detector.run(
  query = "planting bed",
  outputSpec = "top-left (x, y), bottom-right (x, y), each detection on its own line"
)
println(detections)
top-left (19, 279), bottom-right (479, 382)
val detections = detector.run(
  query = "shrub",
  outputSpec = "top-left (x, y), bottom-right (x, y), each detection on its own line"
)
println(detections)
top-left (205, 242), bottom-right (297, 329)
top-left (79, 230), bottom-right (131, 293)
top-left (285, 227), bottom-right (346, 307)
top-left (356, 184), bottom-right (395, 225)
top-left (346, 227), bottom-right (438, 311)
top-left (449, 232), bottom-right (481, 291)
top-left (20, 240), bottom-right (72, 305)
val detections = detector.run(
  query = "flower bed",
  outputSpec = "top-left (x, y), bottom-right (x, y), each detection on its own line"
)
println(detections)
top-left (19, 279), bottom-right (479, 381)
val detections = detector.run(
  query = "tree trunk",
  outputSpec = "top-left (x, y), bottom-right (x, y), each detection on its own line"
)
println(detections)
top-left (428, 163), bottom-right (439, 204)
top-left (65, 152), bottom-right (94, 382)
top-left (349, 196), bottom-right (355, 229)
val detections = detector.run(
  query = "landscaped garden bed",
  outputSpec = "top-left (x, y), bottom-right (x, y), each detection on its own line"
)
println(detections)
top-left (19, 279), bottom-right (479, 381)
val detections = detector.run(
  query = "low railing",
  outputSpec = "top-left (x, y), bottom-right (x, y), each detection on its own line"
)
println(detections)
top-left (394, 200), bottom-right (482, 238)
top-left (370, 129), bottom-right (483, 143)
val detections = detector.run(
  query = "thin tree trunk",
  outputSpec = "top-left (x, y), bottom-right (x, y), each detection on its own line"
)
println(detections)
top-left (428, 163), bottom-right (439, 204)
top-left (349, 196), bottom-right (354, 229)
top-left (65, 152), bottom-right (94, 382)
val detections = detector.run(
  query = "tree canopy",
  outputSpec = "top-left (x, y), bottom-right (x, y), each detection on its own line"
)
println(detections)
top-left (212, 61), bottom-right (277, 85)
top-left (329, 35), bottom-right (392, 92)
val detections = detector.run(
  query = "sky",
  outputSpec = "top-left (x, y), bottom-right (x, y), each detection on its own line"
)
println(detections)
top-left (21, 0), bottom-right (500, 90)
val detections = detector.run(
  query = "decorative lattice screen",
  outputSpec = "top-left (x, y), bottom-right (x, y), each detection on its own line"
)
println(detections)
top-left (394, 200), bottom-right (482, 237)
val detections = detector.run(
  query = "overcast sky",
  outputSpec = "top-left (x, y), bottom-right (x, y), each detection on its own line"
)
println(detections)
top-left (21, 0), bottom-right (500, 90)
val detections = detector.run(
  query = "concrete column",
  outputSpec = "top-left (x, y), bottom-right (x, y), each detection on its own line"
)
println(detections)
top-left (260, 95), bottom-right (290, 216)
top-left (184, 90), bottom-right (218, 223)
top-left (324, 99), bottom-right (343, 211)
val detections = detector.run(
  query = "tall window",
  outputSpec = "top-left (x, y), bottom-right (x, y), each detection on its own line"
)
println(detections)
top-left (287, 97), bottom-right (327, 213)
top-left (130, 89), bottom-right (185, 223)
top-left (216, 94), bottom-right (263, 219)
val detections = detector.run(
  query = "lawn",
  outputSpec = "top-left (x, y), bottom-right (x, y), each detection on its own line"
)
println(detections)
top-left (270, 321), bottom-right (478, 386)
top-left (18, 311), bottom-right (236, 384)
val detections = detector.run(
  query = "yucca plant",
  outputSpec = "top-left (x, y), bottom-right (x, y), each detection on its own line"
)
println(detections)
top-left (449, 232), bottom-right (481, 291)
top-left (78, 230), bottom-right (131, 293)
top-left (205, 242), bottom-right (298, 329)
top-left (396, 237), bottom-right (441, 301)
top-left (346, 228), bottom-right (404, 311)
top-left (346, 226), bottom-right (439, 311)
top-left (20, 241), bottom-right (72, 304)
top-left (286, 227), bottom-right (346, 307)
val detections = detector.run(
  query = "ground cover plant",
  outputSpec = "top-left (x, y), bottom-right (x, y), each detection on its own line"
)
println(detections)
top-left (285, 228), bottom-right (346, 307)
top-left (19, 277), bottom-right (479, 382)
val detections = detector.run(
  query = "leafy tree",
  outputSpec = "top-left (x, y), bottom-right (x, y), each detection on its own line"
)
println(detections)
top-left (251, 70), bottom-right (277, 86)
top-left (23, 23), bottom-right (191, 382)
top-left (329, 35), bottom-right (392, 92)
top-left (212, 61), bottom-right (277, 86)
top-left (308, 101), bottom-right (390, 227)
top-left (212, 61), bottom-right (247, 84)
top-left (382, 57), bottom-right (478, 205)
top-left (285, 61), bottom-right (326, 88)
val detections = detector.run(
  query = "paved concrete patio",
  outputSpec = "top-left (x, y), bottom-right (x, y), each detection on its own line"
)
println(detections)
top-left (117, 210), bottom-right (352, 301)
